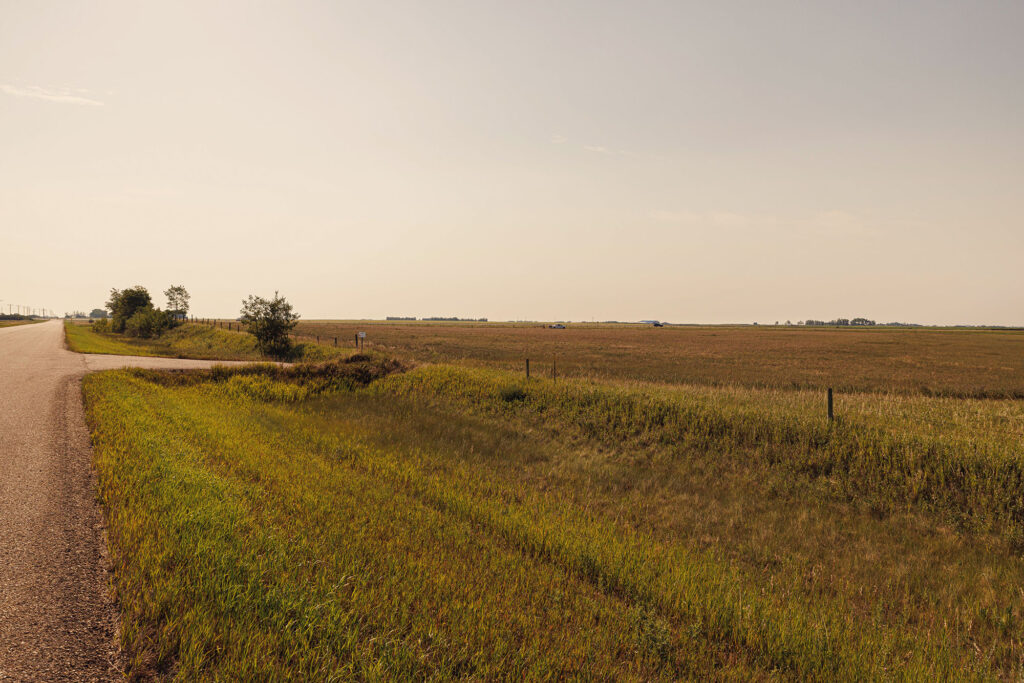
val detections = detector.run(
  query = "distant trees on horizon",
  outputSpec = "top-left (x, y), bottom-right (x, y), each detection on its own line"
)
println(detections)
top-left (801, 318), bottom-right (877, 326)
top-left (795, 318), bottom-right (929, 327)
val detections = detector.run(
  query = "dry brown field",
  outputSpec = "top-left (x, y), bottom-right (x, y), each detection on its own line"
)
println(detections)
top-left (293, 322), bottom-right (1024, 398)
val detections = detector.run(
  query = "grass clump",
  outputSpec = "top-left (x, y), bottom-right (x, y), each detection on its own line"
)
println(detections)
top-left (499, 385), bottom-right (526, 403)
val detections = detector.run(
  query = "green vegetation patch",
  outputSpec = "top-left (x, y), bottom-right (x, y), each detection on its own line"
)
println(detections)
top-left (83, 359), bottom-right (1022, 679)
top-left (65, 321), bottom-right (351, 362)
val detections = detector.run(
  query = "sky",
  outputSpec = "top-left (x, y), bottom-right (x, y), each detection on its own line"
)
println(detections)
top-left (1, 0), bottom-right (1022, 324)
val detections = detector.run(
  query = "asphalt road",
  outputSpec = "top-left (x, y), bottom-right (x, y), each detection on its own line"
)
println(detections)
top-left (0, 320), bottom-right (252, 681)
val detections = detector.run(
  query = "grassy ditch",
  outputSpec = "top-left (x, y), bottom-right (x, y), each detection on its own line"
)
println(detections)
top-left (65, 321), bottom-right (348, 362)
top-left (372, 366), bottom-right (1024, 541)
top-left (84, 361), bottom-right (1024, 679)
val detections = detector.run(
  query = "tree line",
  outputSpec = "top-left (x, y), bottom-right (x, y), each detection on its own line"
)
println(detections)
top-left (801, 318), bottom-right (876, 326)
top-left (96, 285), bottom-right (299, 359)
top-left (99, 285), bottom-right (191, 338)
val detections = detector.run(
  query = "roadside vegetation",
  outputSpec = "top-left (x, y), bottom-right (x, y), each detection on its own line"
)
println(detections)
top-left (66, 320), bottom-right (346, 363)
top-left (67, 285), bottom-right (344, 362)
top-left (83, 356), bottom-right (1024, 679)
top-left (0, 316), bottom-right (40, 328)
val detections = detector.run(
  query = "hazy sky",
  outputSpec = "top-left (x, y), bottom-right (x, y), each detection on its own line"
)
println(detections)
top-left (2, 1), bottom-right (1022, 324)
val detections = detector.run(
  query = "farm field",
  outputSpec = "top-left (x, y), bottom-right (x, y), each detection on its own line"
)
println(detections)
top-left (293, 321), bottom-right (1024, 399)
top-left (83, 350), bottom-right (1024, 679)
top-left (0, 318), bottom-right (41, 328)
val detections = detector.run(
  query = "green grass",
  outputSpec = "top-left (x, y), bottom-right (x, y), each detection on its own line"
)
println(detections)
top-left (65, 321), bottom-right (350, 362)
top-left (0, 319), bottom-right (41, 328)
top-left (83, 361), bottom-right (1024, 679)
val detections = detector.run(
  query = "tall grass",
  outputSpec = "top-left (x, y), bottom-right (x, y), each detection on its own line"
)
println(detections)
top-left (372, 366), bottom-right (1024, 539)
top-left (83, 361), bottom-right (1024, 679)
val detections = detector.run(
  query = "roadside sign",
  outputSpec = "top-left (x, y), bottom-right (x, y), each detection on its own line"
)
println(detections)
top-left (358, 331), bottom-right (366, 338)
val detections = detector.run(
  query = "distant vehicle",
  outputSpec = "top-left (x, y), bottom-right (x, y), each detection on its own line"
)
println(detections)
top-left (548, 324), bottom-right (566, 329)
top-left (652, 322), bottom-right (664, 327)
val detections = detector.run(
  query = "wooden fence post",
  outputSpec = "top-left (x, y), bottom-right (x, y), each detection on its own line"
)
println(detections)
top-left (828, 388), bottom-right (834, 422)
top-left (526, 358), bottom-right (530, 379)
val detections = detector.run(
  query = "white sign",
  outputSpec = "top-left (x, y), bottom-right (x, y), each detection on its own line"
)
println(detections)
top-left (358, 331), bottom-right (366, 338)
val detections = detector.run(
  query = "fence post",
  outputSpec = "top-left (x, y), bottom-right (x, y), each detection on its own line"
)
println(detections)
top-left (552, 357), bottom-right (556, 381)
top-left (827, 388), bottom-right (834, 422)
top-left (316, 335), bottom-right (319, 344)
top-left (526, 358), bottom-right (530, 379)
top-left (334, 337), bottom-right (337, 347)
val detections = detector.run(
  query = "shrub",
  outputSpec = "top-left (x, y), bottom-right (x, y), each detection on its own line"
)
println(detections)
top-left (124, 307), bottom-right (172, 338)
top-left (239, 291), bottom-right (299, 359)
top-left (92, 318), bottom-right (111, 333)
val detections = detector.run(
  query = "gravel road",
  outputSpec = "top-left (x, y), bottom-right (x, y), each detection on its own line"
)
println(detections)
top-left (0, 320), bottom-right (255, 681)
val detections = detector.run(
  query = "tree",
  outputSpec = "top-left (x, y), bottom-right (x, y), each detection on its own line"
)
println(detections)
top-left (106, 286), bottom-right (152, 333)
top-left (239, 291), bottom-right (299, 359)
top-left (165, 285), bottom-right (190, 321)
top-left (89, 308), bottom-right (108, 319)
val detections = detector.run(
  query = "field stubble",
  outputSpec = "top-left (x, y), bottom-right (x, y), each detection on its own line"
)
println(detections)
top-left (294, 321), bottom-right (1024, 399)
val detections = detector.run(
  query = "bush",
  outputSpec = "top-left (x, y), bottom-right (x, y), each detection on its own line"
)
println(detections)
top-left (92, 318), bottom-right (111, 333)
top-left (239, 291), bottom-right (299, 359)
top-left (107, 286), bottom-right (152, 333)
top-left (124, 307), bottom-right (172, 338)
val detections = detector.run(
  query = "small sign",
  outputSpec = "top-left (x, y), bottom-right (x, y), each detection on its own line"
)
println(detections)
top-left (358, 331), bottom-right (366, 338)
